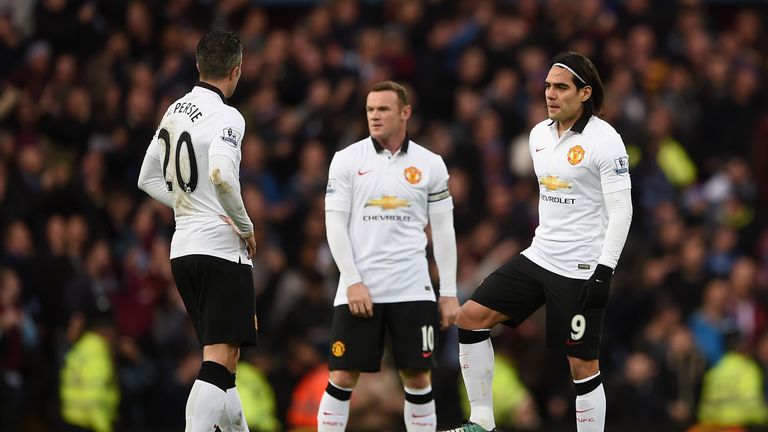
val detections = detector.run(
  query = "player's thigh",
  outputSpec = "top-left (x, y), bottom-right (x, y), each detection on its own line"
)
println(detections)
top-left (172, 254), bottom-right (258, 348)
top-left (171, 255), bottom-right (204, 336)
top-left (171, 256), bottom-right (194, 302)
top-left (328, 305), bottom-right (386, 373)
top-left (543, 273), bottom-right (603, 360)
top-left (469, 254), bottom-right (546, 328)
top-left (384, 301), bottom-right (440, 370)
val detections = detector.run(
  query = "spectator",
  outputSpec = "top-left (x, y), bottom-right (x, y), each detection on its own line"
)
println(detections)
top-left (236, 348), bottom-right (282, 432)
top-left (0, 267), bottom-right (37, 430)
top-left (59, 309), bottom-right (120, 432)
top-left (696, 330), bottom-right (768, 428)
top-left (660, 325), bottom-right (706, 428)
top-left (689, 279), bottom-right (734, 366)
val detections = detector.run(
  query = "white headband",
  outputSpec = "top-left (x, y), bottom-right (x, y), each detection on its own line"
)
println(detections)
top-left (553, 62), bottom-right (587, 85)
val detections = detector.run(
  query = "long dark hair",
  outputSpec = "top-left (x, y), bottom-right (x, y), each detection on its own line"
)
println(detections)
top-left (552, 52), bottom-right (605, 116)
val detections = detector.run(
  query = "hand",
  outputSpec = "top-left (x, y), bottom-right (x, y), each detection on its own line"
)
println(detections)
top-left (437, 296), bottom-right (459, 329)
top-left (220, 215), bottom-right (238, 233)
top-left (241, 232), bottom-right (257, 259)
top-left (347, 282), bottom-right (373, 318)
top-left (220, 215), bottom-right (257, 259)
top-left (576, 264), bottom-right (613, 311)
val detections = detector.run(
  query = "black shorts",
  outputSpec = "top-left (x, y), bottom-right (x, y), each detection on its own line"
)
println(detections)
top-left (471, 255), bottom-right (603, 360)
top-left (171, 254), bottom-right (258, 348)
top-left (328, 301), bottom-right (439, 372)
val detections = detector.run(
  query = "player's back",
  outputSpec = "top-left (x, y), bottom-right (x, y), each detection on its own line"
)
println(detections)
top-left (155, 84), bottom-right (247, 262)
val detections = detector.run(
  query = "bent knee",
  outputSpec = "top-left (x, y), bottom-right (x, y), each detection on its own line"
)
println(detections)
top-left (567, 356), bottom-right (599, 380)
top-left (203, 343), bottom-right (240, 371)
top-left (456, 300), bottom-right (508, 329)
top-left (329, 370), bottom-right (359, 389)
top-left (399, 369), bottom-right (431, 389)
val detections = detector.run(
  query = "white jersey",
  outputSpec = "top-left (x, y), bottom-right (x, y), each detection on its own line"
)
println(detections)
top-left (145, 83), bottom-right (250, 264)
top-left (325, 137), bottom-right (453, 305)
top-left (521, 114), bottom-right (631, 279)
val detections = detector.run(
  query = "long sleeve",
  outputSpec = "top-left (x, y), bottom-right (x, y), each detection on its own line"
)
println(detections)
top-left (137, 147), bottom-right (173, 208)
top-left (429, 210), bottom-right (457, 296)
top-left (597, 188), bottom-right (633, 269)
top-left (325, 210), bottom-right (362, 288)
top-left (209, 153), bottom-right (253, 236)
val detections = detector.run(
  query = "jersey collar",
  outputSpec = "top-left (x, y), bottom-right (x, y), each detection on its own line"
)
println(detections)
top-left (547, 110), bottom-right (591, 134)
top-left (371, 134), bottom-right (409, 154)
top-left (194, 81), bottom-right (227, 104)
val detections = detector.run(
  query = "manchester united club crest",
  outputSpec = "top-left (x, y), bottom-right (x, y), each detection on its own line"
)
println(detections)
top-left (404, 166), bottom-right (422, 184)
top-left (331, 341), bottom-right (346, 357)
top-left (567, 145), bottom-right (585, 165)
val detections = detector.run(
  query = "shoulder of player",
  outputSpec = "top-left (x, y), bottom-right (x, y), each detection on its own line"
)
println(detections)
top-left (583, 116), bottom-right (620, 139)
top-left (405, 140), bottom-right (446, 166)
top-left (162, 93), bottom-right (190, 116)
top-left (335, 137), bottom-right (370, 156)
top-left (405, 139), bottom-right (429, 156)
top-left (329, 137), bottom-right (368, 168)
top-left (199, 107), bottom-right (245, 141)
top-left (583, 117), bottom-right (626, 161)
top-left (211, 105), bottom-right (245, 125)
top-left (529, 119), bottom-right (552, 137)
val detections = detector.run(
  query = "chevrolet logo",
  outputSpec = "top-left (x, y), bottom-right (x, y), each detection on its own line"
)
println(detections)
top-left (365, 195), bottom-right (410, 210)
top-left (539, 175), bottom-right (573, 191)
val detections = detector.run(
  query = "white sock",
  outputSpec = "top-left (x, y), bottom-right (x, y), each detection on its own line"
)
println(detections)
top-left (186, 380), bottom-right (227, 432)
top-left (574, 372), bottom-right (606, 432)
top-left (219, 386), bottom-right (249, 432)
top-left (317, 381), bottom-right (352, 432)
top-left (404, 385), bottom-right (436, 432)
top-left (458, 329), bottom-right (496, 431)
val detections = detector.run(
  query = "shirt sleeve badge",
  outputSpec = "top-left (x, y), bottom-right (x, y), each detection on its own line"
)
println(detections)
top-left (613, 156), bottom-right (630, 175)
top-left (221, 127), bottom-right (242, 147)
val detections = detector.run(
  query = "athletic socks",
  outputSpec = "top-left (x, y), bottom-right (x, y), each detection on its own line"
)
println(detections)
top-left (186, 361), bottom-right (233, 432)
top-left (574, 372), bottom-right (605, 432)
top-left (458, 328), bottom-right (496, 431)
top-left (404, 385), bottom-right (436, 432)
top-left (318, 380), bottom-right (436, 431)
top-left (218, 373), bottom-right (249, 432)
top-left (317, 380), bottom-right (353, 431)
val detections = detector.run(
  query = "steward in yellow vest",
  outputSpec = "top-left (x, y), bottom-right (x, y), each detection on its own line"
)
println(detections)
top-left (60, 316), bottom-right (119, 432)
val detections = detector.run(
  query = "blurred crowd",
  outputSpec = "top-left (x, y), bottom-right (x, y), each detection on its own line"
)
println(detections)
top-left (1, 0), bottom-right (768, 431)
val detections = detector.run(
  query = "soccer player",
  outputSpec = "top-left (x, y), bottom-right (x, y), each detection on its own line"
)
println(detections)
top-left (447, 52), bottom-right (633, 432)
top-left (138, 31), bottom-right (256, 432)
top-left (317, 81), bottom-right (459, 432)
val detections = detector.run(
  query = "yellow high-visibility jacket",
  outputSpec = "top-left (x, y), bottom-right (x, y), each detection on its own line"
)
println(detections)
top-left (698, 352), bottom-right (768, 426)
top-left (60, 331), bottom-right (120, 432)
top-left (237, 361), bottom-right (281, 432)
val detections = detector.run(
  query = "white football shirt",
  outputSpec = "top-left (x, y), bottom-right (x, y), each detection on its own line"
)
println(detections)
top-left (144, 83), bottom-right (250, 264)
top-left (325, 137), bottom-right (453, 305)
top-left (521, 113), bottom-right (631, 279)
